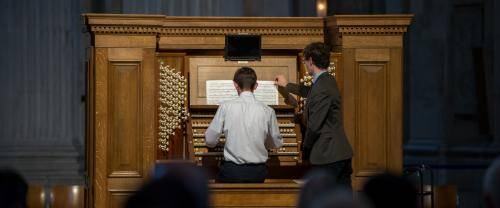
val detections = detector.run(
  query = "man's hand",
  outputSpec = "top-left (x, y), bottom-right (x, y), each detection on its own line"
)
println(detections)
top-left (274, 75), bottom-right (288, 87)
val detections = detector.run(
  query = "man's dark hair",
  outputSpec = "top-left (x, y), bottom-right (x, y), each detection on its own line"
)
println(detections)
top-left (233, 67), bottom-right (257, 90)
top-left (303, 42), bottom-right (331, 69)
top-left (0, 169), bottom-right (28, 208)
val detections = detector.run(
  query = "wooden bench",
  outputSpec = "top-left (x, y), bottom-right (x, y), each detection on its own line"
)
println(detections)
top-left (210, 179), bottom-right (302, 207)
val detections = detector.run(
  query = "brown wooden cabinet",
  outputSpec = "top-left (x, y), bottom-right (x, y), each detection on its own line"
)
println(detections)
top-left (84, 14), bottom-right (412, 207)
top-left (326, 15), bottom-right (413, 188)
top-left (85, 27), bottom-right (158, 207)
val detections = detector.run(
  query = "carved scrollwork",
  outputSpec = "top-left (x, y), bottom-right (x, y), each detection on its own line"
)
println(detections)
top-left (158, 61), bottom-right (189, 152)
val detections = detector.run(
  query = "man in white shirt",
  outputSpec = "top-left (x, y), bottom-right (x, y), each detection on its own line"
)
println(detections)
top-left (205, 67), bottom-right (283, 183)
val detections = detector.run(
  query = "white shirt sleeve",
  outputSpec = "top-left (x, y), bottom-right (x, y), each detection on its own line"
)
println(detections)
top-left (205, 105), bottom-right (224, 148)
top-left (266, 110), bottom-right (283, 148)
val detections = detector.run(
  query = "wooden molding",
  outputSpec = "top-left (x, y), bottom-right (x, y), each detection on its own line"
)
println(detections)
top-left (84, 14), bottom-right (324, 36)
top-left (327, 15), bottom-right (412, 35)
top-left (88, 26), bottom-right (323, 36)
top-left (83, 14), bottom-right (325, 49)
top-left (337, 26), bottom-right (408, 35)
top-left (325, 14), bottom-right (413, 48)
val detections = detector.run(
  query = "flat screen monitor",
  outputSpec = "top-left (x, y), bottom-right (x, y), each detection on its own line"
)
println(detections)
top-left (224, 35), bottom-right (261, 61)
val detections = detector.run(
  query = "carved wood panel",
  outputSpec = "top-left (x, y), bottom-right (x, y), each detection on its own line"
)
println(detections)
top-left (343, 46), bottom-right (404, 189)
top-left (108, 192), bottom-right (132, 208)
top-left (92, 48), bottom-right (156, 208)
top-left (356, 63), bottom-right (388, 176)
top-left (107, 61), bottom-right (143, 178)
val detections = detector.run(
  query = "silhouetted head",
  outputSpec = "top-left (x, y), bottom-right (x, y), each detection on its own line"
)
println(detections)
top-left (484, 157), bottom-right (500, 208)
top-left (0, 168), bottom-right (28, 208)
top-left (363, 173), bottom-right (417, 208)
top-left (126, 162), bottom-right (209, 208)
top-left (311, 187), bottom-right (371, 208)
top-left (298, 169), bottom-right (343, 208)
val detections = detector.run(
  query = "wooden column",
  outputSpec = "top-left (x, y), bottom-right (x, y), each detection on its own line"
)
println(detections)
top-left (84, 14), bottom-right (162, 208)
top-left (326, 15), bottom-right (413, 190)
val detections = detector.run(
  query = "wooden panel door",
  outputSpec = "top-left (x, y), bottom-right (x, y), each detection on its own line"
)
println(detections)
top-left (92, 47), bottom-right (156, 208)
top-left (343, 47), bottom-right (403, 189)
top-left (330, 15), bottom-right (412, 190)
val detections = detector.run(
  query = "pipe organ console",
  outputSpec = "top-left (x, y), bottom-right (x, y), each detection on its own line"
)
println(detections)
top-left (184, 56), bottom-right (305, 170)
top-left (84, 14), bottom-right (412, 208)
top-left (188, 106), bottom-right (302, 166)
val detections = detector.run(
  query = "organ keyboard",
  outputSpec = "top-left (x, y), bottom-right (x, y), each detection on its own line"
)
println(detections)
top-left (188, 106), bottom-right (302, 166)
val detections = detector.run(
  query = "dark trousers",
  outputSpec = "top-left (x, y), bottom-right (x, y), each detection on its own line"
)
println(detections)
top-left (313, 158), bottom-right (353, 190)
top-left (217, 161), bottom-right (267, 183)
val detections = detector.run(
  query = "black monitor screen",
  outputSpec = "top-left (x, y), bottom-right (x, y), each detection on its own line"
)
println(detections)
top-left (225, 35), bottom-right (261, 61)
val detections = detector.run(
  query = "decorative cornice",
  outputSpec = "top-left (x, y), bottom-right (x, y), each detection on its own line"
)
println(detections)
top-left (84, 14), bottom-right (324, 36)
top-left (337, 26), bottom-right (408, 35)
top-left (158, 27), bottom-right (323, 36)
top-left (326, 14), bottom-right (413, 35)
top-left (85, 14), bottom-right (414, 36)
top-left (90, 25), bottom-right (160, 35)
top-left (89, 25), bottom-right (323, 36)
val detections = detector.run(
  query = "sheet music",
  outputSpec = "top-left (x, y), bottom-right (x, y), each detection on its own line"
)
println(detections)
top-left (206, 80), bottom-right (278, 105)
top-left (254, 81), bottom-right (279, 105)
top-left (206, 80), bottom-right (238, 105)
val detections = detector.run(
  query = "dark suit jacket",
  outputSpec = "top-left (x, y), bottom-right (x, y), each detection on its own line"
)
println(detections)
top-left (286, 72), bottom-right (353, 165)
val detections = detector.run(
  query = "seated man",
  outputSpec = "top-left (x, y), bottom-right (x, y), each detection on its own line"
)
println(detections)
top-left (205, 67), bottom-right (283, 183)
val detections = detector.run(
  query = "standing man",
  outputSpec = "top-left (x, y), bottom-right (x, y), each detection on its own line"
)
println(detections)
top-left (275, 42), bottom-right (353, 188)
top-left (205, 67), bottom-right (283, 183)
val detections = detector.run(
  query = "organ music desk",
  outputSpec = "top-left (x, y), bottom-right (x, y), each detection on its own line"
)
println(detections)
top-left (84, 14), bottom-right (412, 208)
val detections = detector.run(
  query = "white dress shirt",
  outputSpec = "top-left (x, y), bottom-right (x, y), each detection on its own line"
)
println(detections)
top-left (205, 91), bottom-right (283, 164)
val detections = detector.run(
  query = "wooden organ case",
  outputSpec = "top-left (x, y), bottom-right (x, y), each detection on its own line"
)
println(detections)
top-left (84, 14), bottom-right (412, 208)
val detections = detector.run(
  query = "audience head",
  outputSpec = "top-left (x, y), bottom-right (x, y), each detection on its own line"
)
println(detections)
top-left (311, 187), bottom-right (370, 208)
top-left (484, 156), bottom-right (500, 208)
top-left (233, 67), bottom-right (257, 93)
top-left (363, 173), bottom-right (417, 208)
top-left (0, 168), bottom-right (28, 208)
top-left (298, 169), bottom-right (343, 208)
top-left (303, 42), bottom-right (331, 74)
top-left (125, 162), bottom-right (209, 208)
